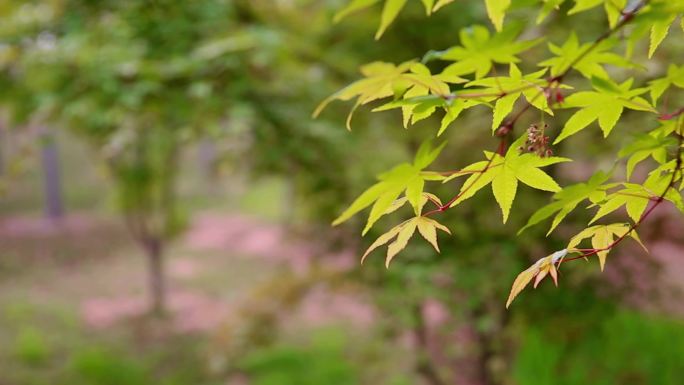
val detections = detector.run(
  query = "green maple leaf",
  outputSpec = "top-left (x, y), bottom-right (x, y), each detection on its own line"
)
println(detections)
top-left (588, 183), bottom-right (654, 224)
top-left (538, 33), bottom-right (635, 80)
top-left (315, 61), bottom-right (463, 129)
top-left (642, 160), bottom-right (684, 213)
top-left (430, 24), bottom-right (542, 79)
top-left (566, 0), bottom-right (628, 27)
top-left (567, 223), bottom-right (645, 271)
top-left (333, 0), bottom-right (443, 39)
top-left (485, 0), bottom-right (511, 31)
top-left (465, 64), bottom-right (559, 132)
top-left (333, 140), bottom-right (447, 234)
top-left (361, 216), bottom-right (451, 267)
top-left (619, 123), bottom-right (677, 179)
top-left (519, 171), bottom-right (614, 235)
top-left (444, 135), bottom-right (571, 223)
top-left (313, 60), bottom-right (414, 128)
top-left (641, 1), bottom-right (684, 57)
top-left (648, 64), bottom-right (684, 104)
top-left (537, 0), bottom-right (565, 23)
top-left (554, 76), bottom-right (655, 143)
top-left (371, 62), bottom-right (466, 127)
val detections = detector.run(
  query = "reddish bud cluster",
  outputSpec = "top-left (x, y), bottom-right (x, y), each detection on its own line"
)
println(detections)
top-left (519, 123), bottom-right (553, 157)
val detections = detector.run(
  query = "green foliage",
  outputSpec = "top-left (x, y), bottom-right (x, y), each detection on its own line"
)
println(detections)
top-left (14, 327), bottom-right (51, 366)
top-left (445, 135), bottom-right (570, 223)
top-left (514, 312), bottom-right (684, 385)
top-left (538, 34), bottom-right (635, 79)
top-left (71, 350), bottom-right (148, 385)
top-left (323, 0), bottom-right (684, 306)
top-left (431, 25), bottom-right (541, 79)
top-left (332, 139), bottom-right (446, 232)
top-left (238, 330), bottom-right (358, 385)
top-left (555, 76), bottom-right (654, 143)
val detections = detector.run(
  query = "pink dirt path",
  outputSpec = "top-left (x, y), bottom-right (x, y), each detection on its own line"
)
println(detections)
top-left (80, 213), bottom-right (372, 332)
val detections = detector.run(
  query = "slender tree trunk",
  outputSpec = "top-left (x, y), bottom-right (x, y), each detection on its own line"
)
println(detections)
top-left (198, 138), bottom-right (217, 183)
top-left (413, 302), bottom-right (447, 385)
top-left (0, 122), bottom-right (5, 176)
top-left (144, 237), bottom-right (166, 315)
top-left (40, 132), bottom-right (64, 221)
top-left (471, 303), bottom-right (509, 385)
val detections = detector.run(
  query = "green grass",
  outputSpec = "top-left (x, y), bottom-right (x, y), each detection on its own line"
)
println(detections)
top-left (514, 312), bottom-right (684, 385)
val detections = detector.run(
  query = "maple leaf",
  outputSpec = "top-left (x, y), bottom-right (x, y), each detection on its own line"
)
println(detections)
top-left (430, 0), bottom-right (510, 29)
top-left (444, 135), bottom-right (571, 223)
top-left (519, 171), bottom-right (614, 235)
top-left (333, 0), bottom-right (444, 39)
top-left (619, 123), bottom-right (677, 179)
top-left (641, 1), bottom-right (684, 57)
top-left (315, 61), bottom-right (465, 129)
top-left (567, 223), bottom-right (645, 271)
top-left (438, 98), bottom-right (474, 136)
top-left (430, 24), bottom-right (542, 79)
top-left (565, 0), bottom-right (633, 27)
top-left (506, 249), bottom-right (567, 308)
top-left (433, 0), bottom-right (455, 12)
top-left (587, 183), bottom-right (654, 224)
top-left (537, 0), bottom-right (564, 24)
top-left (642, 160), bottom-right (684, 213)
top-left (333, 140), bottom-right (447, 234)
top-left (648, 64), bottom-right (684, 105)
top-left (538, 33), bottom-right (635, 80)
top-left (465, 64), bottom-right (560, 132)
top-left (314, 60), bottom-right (413, 128)
top-left (554, 76), bottom-right (655, 143)
top-left (361, 216), bottom-right (451, 267)
top-left (484, 0), bottom-right (511, 31)
top-left (372, 62), bottom-right (467, 127)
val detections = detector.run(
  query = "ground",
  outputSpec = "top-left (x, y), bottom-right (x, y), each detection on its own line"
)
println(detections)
top-left (0, 209), bottom-right (386, 385)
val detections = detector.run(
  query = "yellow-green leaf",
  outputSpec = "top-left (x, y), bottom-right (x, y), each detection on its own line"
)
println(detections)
top-left (334, 0), bottom-right (381, 23)
top-left (492, 93), bottom-right (518, 132)
top-left (406, 177), bottom-right (425, 215)
top-left (591, 226), bottom-right (612, 271)
top-left (386, 219), bottom-right (417, 267)
top-left (433, 0), bottom-right (454, 11)
top-left (492, 164), bottom-right (518, 223)
top-left (363, 188), bottom-right (403, 234)
top-left (515, 167), bottom-right (562, 192)
top-left (361, 223), bottom-right (404, 263)
top-left (555, 107), bottom-right (599, 143)
top-left (375, 0), bottom-right (408, 39)
top-left (332, 182), bottom-right (386, 226)
top-left (649, 15), bottom-right (677, 58)
top-left (485, 0), bottom-right (511, 31)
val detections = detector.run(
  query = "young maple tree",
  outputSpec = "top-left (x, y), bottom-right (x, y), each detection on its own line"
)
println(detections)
top-left (316, 0), bottom-right (684, 307)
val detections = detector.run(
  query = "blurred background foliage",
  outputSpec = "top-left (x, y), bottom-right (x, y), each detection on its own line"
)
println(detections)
top-left (0, 0), bottom-right (683, 385)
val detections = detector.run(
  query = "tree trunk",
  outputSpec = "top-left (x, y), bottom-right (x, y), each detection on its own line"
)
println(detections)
top-left (40, 133), bottom-right (64, 221)
top-left (198, 138), bottom-right (217, 183)
top-left (144, 237), bottom-right (166, 315)
top-left (0, 122), bottom-right (5, 176)
top-left (413, 302), bottom-right (447, 385)
top-left (472, 303), bottom-right (509, 385)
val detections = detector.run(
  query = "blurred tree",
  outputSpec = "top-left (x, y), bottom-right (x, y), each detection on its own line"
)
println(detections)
top-left (0, 0), bottom-right (376, 314)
